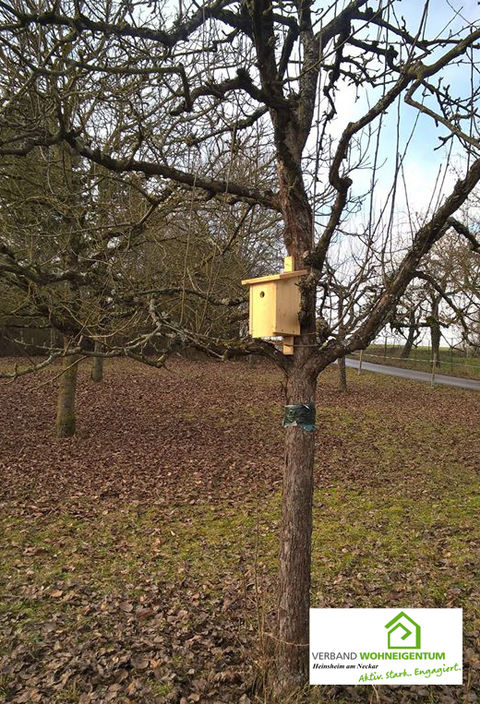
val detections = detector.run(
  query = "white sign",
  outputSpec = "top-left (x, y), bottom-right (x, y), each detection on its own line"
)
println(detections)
top-left (310, 608), bottom-right (462, 685)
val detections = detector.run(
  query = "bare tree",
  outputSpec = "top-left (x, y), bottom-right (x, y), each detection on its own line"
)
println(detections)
top-left (1, 0), bottom-right (480, 692)
top-left (391, 221), bottom-right (480, 365)
top-left (0, 120), bottom-right (275, 434)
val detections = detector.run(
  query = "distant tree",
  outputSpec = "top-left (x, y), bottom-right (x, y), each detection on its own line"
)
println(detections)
top-left (392, 220), bottom-right (480, 365)
top-left (0, 100), bottom-right (277, 434)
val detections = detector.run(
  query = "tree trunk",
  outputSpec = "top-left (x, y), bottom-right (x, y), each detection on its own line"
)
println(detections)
top-left (277, 364), bottom-right (317, 690)
top-left (91, 341), bottom-right (103, 382)
top-left (273, 119), bottom-right (317, 693)
top-left (337, 299), bottom-right (347, 392)
top-left (338, 355), bottom-right (347, 392)
top-left (430, 321), bottom-right (441, 367)
top-left (401, 325), bottom-right (416, 358)
top-left (56, 351), bottom-right (80, 437)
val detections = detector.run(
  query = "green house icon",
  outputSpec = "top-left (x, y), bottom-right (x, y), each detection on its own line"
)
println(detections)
top-left (385, 611), bottom-right (421, 649)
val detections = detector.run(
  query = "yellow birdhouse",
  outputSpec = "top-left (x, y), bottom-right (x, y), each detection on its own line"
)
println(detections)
top-left (241, 257), bottom-right (307, 355)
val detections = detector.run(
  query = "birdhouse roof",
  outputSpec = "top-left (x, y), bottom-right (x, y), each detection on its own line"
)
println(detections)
top-left (241, 269), bottom-right (308, 286)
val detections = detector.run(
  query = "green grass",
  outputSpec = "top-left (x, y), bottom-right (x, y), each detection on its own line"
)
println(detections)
top-left (2, 470), bottom-right (478, 632)
top-left (1, 480), bottom-right (478, 704)
top-left (1, 363), bottom-right (479, 702)
top-left (311, 484), bottom-right (480, 609)
top-left (0, 504), bottom-right (277, 607)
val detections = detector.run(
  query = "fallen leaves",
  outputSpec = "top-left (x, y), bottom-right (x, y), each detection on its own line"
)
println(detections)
top-left (0, 358), bottom-right (479, 702)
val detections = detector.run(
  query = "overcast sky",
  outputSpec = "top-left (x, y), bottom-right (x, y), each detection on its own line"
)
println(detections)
top-left (308, 0), bottom-right (480, 346)
top-left (314, 0), bottom-right (480, 235)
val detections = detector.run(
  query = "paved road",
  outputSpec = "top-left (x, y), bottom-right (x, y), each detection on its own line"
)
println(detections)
top-left (345, 357), bottom-right (480, 391)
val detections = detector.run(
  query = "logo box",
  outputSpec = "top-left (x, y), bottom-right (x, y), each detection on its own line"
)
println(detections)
top-left (310, 608), bottom-right (462, 685)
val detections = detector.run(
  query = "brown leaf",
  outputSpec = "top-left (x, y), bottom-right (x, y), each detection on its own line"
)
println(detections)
top-left (130, 654), bottom-right (149, 670)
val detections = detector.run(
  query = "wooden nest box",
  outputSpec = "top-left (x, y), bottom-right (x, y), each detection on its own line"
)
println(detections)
top-left (241, 256), bottom-right (307, 355)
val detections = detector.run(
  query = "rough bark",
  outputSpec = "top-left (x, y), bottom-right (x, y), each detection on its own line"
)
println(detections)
top-left (337, 299), bottom-right (347, 392)
top-left (430, 321), bottom-right (441, 366)
top-left (429, 299), bottom-right (441, 367)
top-left (275, 126), bottom-right (317, 688)
top-left (56, 351), bottom-right (80, 437)
top-left (401, 325), bottom-right (416, 358)
top-left (91, 341), bottom-right (104, 382)
top-left (277, 364), bottom-right (317, 690)
top-left (338, 355), bottom-right (347, 392)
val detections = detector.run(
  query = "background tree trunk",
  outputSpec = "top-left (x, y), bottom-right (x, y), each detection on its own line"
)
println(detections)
top-left (430, 322), bottom-right (441, 367)
top-left (56, 349), bottom-right (80, 437)
top-left (337, 298), bottom-right (347, 392)
top-left (338, 356), bottom-right (347, 392)
top-left (401, 324), bottom-right (416, 358)
top-left (428, 297), bottom-right (442, 367)
top-left (91, 341), bottom-right (103, 382)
